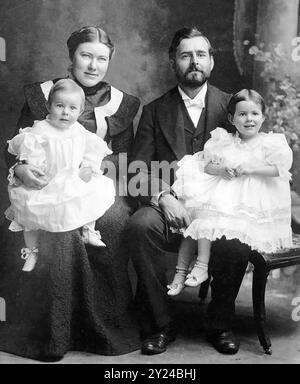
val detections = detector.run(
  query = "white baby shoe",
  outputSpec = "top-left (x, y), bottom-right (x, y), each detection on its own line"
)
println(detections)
top-left (184, 264), bottom-right (208, 287)
top-left (82, 227), bottom-right (106, 247)
top-left (21, 247), bottom-right (39, 272)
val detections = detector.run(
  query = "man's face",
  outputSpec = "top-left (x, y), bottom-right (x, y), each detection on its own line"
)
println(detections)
top-left (171, 36), bottom-right (214, 88)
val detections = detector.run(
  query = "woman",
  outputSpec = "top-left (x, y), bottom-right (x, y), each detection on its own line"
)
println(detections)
top-left (0, 26), bottom-right (140, 361)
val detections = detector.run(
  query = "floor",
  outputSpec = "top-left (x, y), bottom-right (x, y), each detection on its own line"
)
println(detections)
top-left (1, 267), bottom-right (300, 365)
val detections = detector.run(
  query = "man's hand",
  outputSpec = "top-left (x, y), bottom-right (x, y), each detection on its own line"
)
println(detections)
top-left (159, 194), bottom-right (191, 229)
top-left (79, 166), bottom-right (93, 183)
top-left (14, 164), bottom-right (49, 189)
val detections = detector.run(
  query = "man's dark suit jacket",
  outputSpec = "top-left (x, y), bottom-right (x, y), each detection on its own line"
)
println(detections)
top-left (130, 84), bottom-right (232, 204)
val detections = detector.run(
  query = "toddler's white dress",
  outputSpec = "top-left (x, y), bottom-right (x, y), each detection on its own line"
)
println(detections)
top-left (172, 127), bottom-right (293, 253)
top-left (6, 119), bottom-right (115, 232)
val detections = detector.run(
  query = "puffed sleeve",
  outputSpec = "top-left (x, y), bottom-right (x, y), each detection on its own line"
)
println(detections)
top-left (82, 130), bottom-right (113, 173)
top-left (263, 133), bottom-right (293, 180)
top-left (203, 127), bottom-right (233, 164)
top-left (7, 127), bottom-right (47, 169)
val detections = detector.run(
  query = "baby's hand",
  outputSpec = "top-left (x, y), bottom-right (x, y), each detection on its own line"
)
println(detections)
top-left (79, 166), bottom-right (93, 183)
top-left (211, 155), bottom-right (224, 165)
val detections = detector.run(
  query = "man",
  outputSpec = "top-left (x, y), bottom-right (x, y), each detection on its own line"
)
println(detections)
top-left (126, 27), bottom-right (251, 355)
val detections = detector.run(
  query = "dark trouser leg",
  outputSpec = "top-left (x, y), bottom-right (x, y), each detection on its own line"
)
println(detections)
top-left (207, 238), bottom-right (251, 332)
top-left (125, 205), bottom-right (180, 335)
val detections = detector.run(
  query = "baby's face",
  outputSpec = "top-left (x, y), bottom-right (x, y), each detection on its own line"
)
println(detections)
top-left (48, 91), bottom-right (82, 129)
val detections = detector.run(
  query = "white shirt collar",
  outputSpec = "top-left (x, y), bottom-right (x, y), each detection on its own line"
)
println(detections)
top-left (178, 82), bottom-right (207, 107)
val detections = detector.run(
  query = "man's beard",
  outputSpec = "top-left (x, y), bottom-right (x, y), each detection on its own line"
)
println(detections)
top-left (176, 65), bottom-right (210, 88)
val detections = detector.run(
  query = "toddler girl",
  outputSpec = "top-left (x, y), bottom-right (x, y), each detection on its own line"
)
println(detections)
top-left (6, 79), bottom-right (115, 272)
top-left (167, 89), bottom-right (293, 295)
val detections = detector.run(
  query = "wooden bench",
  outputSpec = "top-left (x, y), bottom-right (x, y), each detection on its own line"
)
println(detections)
top-left (199, 233), bottom-right (300, 355)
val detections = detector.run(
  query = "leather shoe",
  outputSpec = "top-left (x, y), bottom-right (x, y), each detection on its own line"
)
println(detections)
top-left (207, 330), bottom-right (240, 355)
top-left (141, 326), bottom-right (177, 355)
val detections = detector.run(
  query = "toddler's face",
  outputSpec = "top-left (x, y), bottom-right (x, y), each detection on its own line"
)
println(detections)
top-left (231, 100), bottom-right (265, 140)
top-left (48, 91), bottom-right (82, 129)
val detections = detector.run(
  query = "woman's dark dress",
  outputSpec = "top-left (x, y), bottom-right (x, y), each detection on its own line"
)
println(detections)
top-left (0, 80), bottom-right (141, 360)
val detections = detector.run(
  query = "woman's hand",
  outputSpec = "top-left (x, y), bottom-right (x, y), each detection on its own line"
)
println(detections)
top-left (159, 194), bottom-right (191, 229)
top-left (79, 166), bottom-right (93, 183)
top-left (14, 164), bottom-right (49, 189)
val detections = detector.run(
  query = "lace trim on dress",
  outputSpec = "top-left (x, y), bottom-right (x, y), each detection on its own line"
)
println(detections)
top-left (182, 226), bottom-right (293, 254)
top-left (4, 207), bottom-right (24, 231)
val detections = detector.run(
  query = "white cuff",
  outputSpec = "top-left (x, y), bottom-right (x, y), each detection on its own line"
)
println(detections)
top-left (151, 189), bottom-right (177, 206)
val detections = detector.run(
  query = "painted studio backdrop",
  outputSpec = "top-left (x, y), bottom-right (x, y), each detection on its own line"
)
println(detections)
top-left (0, 0), bottom-right (300, 221)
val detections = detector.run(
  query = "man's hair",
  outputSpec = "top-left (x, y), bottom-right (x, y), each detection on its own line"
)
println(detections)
top-left (227, 89), bottom-right (266, 116)
top-left (168, 26), bottom-right (214, 59)
top-left (47, 78), bottom-right (85, 110)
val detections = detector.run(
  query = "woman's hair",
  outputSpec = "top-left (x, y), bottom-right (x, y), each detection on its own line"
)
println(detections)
top-left (47, 79), bottom-right (85, 110)
top-left (168, 26), bottom-right (214, 59)
top-left (227, 89), bottom-right (266, 116)
top-left (67, 26), bottom-right (115, 61)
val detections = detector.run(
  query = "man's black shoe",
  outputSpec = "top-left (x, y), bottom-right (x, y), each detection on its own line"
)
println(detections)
top-left (141, 326), bottom-right (177, 355)
top-left (207, 330), bottom-right (240, 355)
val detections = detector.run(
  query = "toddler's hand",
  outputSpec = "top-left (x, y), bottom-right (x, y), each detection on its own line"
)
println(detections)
top-left (235, 163), bottom-right (255, 177)
top-left (220, 166), bottom-right (236, 180)
top-left (79, 166), bottom-right (93, 183)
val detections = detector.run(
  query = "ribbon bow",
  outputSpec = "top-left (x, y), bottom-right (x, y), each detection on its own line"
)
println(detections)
top-left (20, 247), bottom-right (39, 260)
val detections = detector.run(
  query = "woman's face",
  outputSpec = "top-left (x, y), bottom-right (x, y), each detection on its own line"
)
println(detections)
top-left (72, 42), bottom-right (110, 87)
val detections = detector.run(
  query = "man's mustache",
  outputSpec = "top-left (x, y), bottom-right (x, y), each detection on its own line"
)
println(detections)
top-left (187, 65), bottom-right (203, 73)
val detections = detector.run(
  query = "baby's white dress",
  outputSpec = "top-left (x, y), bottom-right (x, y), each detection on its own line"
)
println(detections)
top-left (6, 119), bottom-right (115, 232)
top-left (172, 128), bottom-right (293, 253)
